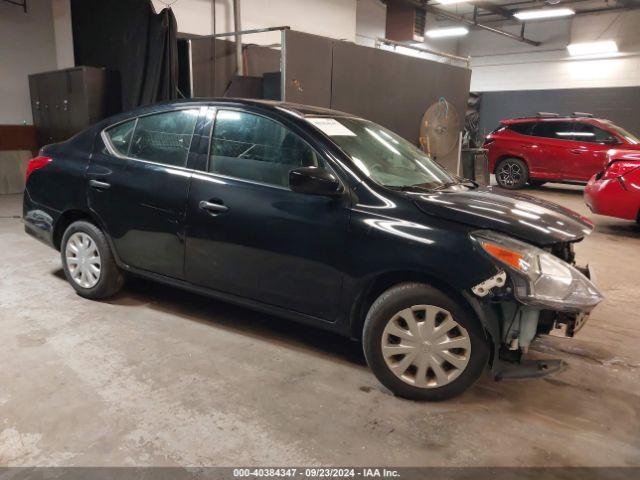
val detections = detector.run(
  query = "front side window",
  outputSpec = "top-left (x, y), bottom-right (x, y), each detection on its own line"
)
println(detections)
top-left (574, 122), bottom-right (615, 143)
top-left (105, 119), bottom-right (135, 156)
top-left (531, 121), bottom-right (575, 140)
top-left (308, 116), bottom-right (453, 189)
top-left (209, 110), bottom-right (320, 187)
top-left (128, 109), bottom-right (199, 166)
top-left (603, 121), bottom-right (640, 144)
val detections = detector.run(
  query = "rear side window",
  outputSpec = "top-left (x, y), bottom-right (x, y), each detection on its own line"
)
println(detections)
top-left (128, 109), bottom-right (199, 167)
top-left (209, 110), bottom-right (320, 187)
top-left (507, 122), bottom-right (535, 135)
top-left (531, 121), bottom-right (574, 140)
top-left (574, 122), bottom-right (614, 143)
top-left (105, 120), bottom-right (135, 156)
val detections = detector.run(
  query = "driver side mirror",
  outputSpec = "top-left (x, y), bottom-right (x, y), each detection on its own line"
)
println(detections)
top-left (603, 136), bottom-right (621, 146)
top-left (289, 167), bottom-right (343, 196)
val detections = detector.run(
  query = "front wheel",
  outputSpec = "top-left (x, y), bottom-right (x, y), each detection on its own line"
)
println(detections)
top-left (363, 283), bottom-right (489, 401)
top-left (61, 220), bottom-right (124, 299)
top-left (495, 158), bottom-right (528, 189)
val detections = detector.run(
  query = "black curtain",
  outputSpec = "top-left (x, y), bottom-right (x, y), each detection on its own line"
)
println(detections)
top-left (71, 0), bottom-right (178, 111)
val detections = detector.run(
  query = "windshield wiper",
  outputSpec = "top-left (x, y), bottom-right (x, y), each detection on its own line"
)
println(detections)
top-left (432, 181), bottom-right (460, 191)
top-left (433, 177), bottom-right (479, 191)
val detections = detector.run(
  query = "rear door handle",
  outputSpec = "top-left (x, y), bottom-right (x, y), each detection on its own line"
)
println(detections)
top-left (570, 148), bottom-right (586, 154)
top-left (199, 200), bottom-right (229, 215)
top-left (89, 179), bottom-right (111, 190)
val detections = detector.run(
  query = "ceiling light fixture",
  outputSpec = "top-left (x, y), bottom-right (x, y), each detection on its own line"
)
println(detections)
top-left (437, 0), bottom-right (473, 4)
top-left (425, 27), bottom-right (469, 38)
top-left (567, 40), bottom-right (619, 57)
top-left (514, 8), bottom-right (575, 20)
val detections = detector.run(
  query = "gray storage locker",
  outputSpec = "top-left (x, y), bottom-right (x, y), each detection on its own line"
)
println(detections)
top-left (29, 66), bottom-right (121, 147)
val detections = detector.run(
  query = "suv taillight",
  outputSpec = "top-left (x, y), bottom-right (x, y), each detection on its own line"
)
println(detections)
top-left (483, 137), bottom-right (494, 146)
top-left (25, 156), bottom-right (52, 182)
top-left (602, 160), bottom-right (640, 180)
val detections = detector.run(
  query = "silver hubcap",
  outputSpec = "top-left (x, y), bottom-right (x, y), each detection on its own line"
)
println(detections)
top-left (65, 232), bottom-right (101, 289)
top-left (498, 161), bottom-right (522, 186)
top-left (381, 305), bottom-right (472, 389)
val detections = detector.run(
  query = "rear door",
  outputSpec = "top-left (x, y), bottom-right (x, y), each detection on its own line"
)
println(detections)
top-left (530, 120), bottom-right (576, 180)
top-left (87, 106), bottom-right (204, 278)
top-left (568, 122), bottom-right (616, 181)
top-left (184, 107), bottom-right (350, 321)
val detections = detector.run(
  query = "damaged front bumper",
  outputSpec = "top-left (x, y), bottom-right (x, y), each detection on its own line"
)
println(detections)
top-left (470, 261), bottom-right (601, 381)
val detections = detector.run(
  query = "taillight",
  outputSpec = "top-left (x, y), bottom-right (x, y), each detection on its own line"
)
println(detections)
top-left (25, 156), bottom-right (52, 182)
top-left (602, 160), bottom-right (640, 180)
top-left (484, 137), bottom-right (495, 146)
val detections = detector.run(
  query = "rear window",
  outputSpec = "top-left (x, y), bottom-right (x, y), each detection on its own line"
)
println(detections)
top-left (531, 121), bottom-right (574, 140)
top-left (507, 122), bottom-right (535, 136)
top-left (129, 109), bottom-right (199, 167)
top-left (105, 120), bottom-right (135, 156)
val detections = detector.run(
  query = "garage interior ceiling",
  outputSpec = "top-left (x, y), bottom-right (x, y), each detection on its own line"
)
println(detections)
top-left (398, 0), bottom-right (640, 46)
top-left (428, 0), bottom-right (640, 23)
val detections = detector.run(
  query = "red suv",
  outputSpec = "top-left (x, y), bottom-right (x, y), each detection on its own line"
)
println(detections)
top-left (484, 113), bottom-right (640, 189)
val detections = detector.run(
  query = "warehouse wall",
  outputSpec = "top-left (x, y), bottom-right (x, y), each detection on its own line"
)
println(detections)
top-left (355, 0), bottom-right (386, 47)
top-left (151, 0), bottom-right (357, 45)
top-left (462, 10), bottom-right (640, 92)
top-left (477, 86), bottom-right (640, 136)
top-left (52, 0), bottom-right (75, 70)
top-left (0, 2), bottom-right (58, 125)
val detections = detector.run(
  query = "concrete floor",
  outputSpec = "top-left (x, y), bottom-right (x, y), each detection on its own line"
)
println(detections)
top-left (1, 185), bottom-right (639, 467)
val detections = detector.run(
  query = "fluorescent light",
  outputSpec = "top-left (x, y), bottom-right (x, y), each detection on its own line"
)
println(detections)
top-left (514, 8), bottom-right (575, 20)
top-left (567, 40), bottom-right (618, 57)
top-left (425, 27), bottom-right (469, 38)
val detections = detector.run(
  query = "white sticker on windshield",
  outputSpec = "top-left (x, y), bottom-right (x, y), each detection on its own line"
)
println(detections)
top-left (307, 118), bottom-right (356, 136)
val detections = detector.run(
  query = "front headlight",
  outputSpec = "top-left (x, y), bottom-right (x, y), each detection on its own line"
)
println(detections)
top-left (471, 230), bottom-right (603, 312)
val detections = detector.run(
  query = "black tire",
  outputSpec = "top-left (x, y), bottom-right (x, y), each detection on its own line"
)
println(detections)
top-left (60, 220), bottom-right (124, 299)
top-left (363, 283), bottom-right (489, 401)
top-left (529, 179), bottom-right (547, 187)
top-left (495, 157), bottom-right (529, 189)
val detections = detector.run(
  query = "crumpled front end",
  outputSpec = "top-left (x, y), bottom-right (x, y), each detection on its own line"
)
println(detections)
top-left (468, 230), bottom-right (603, 379)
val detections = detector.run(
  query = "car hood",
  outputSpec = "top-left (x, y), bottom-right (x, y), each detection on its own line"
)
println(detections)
top-left (412, 186), bottom-right (594, 246)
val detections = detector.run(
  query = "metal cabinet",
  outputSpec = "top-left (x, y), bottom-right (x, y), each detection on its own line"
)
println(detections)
top-left (29, 66), bottom-right (120, 147)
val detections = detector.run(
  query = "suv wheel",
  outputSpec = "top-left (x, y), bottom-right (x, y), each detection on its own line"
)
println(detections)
top-left (496, 158), bottom-right (528, 189)
top-left (61, 220), bottom-right (124, 299)
top-left (363, 283), bottom-right (489, 401)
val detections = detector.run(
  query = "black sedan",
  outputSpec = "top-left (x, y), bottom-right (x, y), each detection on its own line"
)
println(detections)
top-left (23, 99), bottom-right (603, 400)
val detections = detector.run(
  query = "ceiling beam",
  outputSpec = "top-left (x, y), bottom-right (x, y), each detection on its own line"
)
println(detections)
top-left (425, 5), bottom-right (542, 46)
top-left (473, 1), bottom-right (515, 19)
top-left (391, 0), bottom-right (541, 45)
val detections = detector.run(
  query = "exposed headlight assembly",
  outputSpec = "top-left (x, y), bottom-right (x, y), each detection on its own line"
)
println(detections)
top-left (471, 230), bottom-right (603, 312)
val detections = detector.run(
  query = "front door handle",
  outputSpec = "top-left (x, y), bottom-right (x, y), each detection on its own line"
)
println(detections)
top-left (199, 200), bottom-right (229, 215)
top-left (570, 148), bottom-right (586, 154)
top-left (89, 179), bottom-right (111, 190)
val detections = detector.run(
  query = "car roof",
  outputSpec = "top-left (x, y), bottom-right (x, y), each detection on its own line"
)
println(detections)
top-left (502, 116), bottom-right (606, 124)
top-left (164, 97), bottom-right (356, 118)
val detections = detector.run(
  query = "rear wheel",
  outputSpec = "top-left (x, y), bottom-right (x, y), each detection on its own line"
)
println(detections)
top-left (61, 221), bottom-right (123, 299)
top-left (496, 158), bottom-right (528, 189)
top-left (363, 283), bottom-right (489, 401)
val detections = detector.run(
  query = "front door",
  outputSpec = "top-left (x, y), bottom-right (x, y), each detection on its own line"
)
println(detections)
top-left (184, 108), bottom-right (349, 320)
top-left (87, 107), bottom-right (203, 278)
top-left (566, 122), bottom-right (615, 181)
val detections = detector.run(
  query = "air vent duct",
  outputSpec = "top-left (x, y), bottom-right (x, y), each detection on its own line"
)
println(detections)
top-left (386, 0), bottom-right (426, 43)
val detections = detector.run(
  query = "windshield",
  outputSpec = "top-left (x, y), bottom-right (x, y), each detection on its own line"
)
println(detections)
top-left (604, 121), bottom-right (640, 145)
top-left (307, 117), bottom-right (454, 189)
